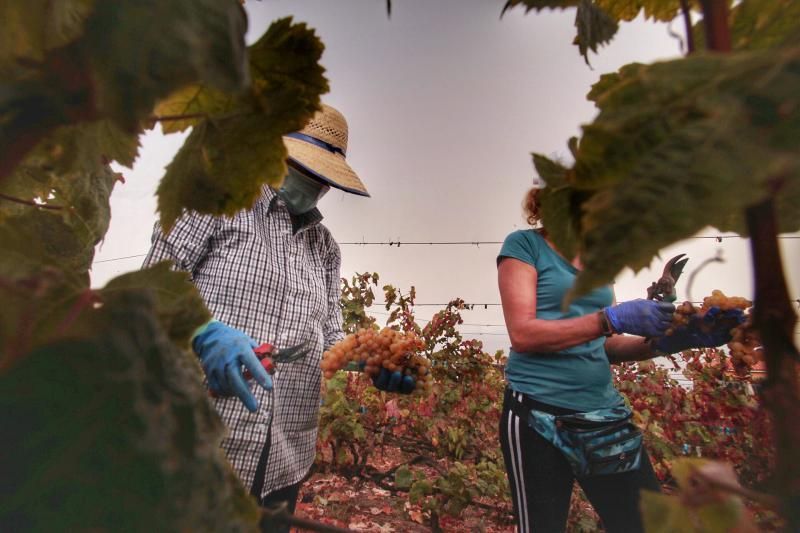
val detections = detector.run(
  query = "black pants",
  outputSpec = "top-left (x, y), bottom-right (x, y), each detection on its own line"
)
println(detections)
top-left (259, 482), bottom-right (302, 533)
top-left (499, 389), bottom-right (661, 533)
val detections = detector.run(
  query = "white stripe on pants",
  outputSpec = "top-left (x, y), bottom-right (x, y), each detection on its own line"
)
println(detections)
top-left (507, 391), bottom-right (529, 532)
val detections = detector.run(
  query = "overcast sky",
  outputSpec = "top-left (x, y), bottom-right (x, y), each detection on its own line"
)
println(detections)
top-left (92, 0), bottom-right (800, 355)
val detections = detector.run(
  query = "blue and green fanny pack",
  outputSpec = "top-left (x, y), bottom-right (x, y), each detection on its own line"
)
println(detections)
top-left (528, 405), bottom-right (643, 478)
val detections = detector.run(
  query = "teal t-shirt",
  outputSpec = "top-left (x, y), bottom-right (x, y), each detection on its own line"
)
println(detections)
top-left (498, 229), bottom-right (623, 411)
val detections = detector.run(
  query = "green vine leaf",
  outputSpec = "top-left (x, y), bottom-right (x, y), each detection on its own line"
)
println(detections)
top-left (641, 490), bottom-right (697, 532)
top-left (532, 154), bottom-right (581, 260)
top-left (539, 49), bottom-right (800, 298)
top-left (0, 164), bottom-right (118, 276)
top-left (83, 0), bottom-right (249, 131)
top-left (98, 262), bottom-right (211, 348)
top-left (594, 0), bottom-right (682, 23)
top-left (0, 290), bottom-right (259, 531)
top-left (641, 459), bottom-right (749, 532)
top-left (574, 0), bottom-right (619, 65)
top-left (502, 1), bottom-right (682, 62)
top-left (0, 267), bottom-right (88, 367)
top-left (154, 85), bottom-right (236, 134)
top-left (694, 0), bottom-right (800, 52)
top-left (0, 0), bottom-right (94, 71)
top-left (0, 0), bottom-right (245, 188)
top-left (156, 17), bottom-right (328, 232)
top-left (0, 120), bottom-right (136, 215)
top-left (395, 466), bottom-right (413, 489)
top-left (502, 0), bottom-right (579, 15)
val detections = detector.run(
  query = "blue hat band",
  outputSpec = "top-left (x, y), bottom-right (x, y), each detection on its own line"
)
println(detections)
top-left (285, 132), bottom-right (346, 156)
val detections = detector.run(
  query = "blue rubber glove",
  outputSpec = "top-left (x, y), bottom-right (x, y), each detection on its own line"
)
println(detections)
top-left (603, 299), bottom-right (675, 337)
top-left (373, 368), bottom-right (416, 394)
top-left (192, 320), bottom-right (273, 412)
top-left (651, 307), bottom-right (745, 354)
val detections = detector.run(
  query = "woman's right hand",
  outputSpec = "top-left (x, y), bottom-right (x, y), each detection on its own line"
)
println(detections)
top-left (603, 299), bottom-right (675, 338)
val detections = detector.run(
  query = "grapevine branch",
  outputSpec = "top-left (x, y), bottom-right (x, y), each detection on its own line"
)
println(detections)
top-left (322, 440), bottom-right (512, 517)
top-left (699, 2), bottom-right (800, 527)
top-left (149, 112), bottom-right (208, 123)
top-left (0, 192), bottom-right (64, 210)
top-left (147, 110), bottom-right (251, 128)
top-left (260, 505), bottom-right (352, 533)
top-left (358, 459), bottom-right (510, 516)
top-left (679, 0), bottom-right (695, 54)
top-left (746, 197), bottom-right (800, 528)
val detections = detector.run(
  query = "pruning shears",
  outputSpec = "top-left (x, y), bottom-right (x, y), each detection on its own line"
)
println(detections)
top-left (646, 253), bottom-right (689, 303)
top-left (243, 340), bottom-right (313, 378)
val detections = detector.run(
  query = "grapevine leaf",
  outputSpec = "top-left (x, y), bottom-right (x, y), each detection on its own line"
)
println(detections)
top-left (395, 466), bottom-right (413, 489)
top-left (248, 17), bottom-right (329, 134)
top-left (696, 501), bottom-right (745, 533)
top-left (0, 0), bottom-right (94, 70)
top-left (729, 0), bottom-right (800, 50)
top-left (501, 0), bottom-right (579, 16)
top-left (660, 459), bottom-right (748, 532)
top-left (98, 262), bottom-right (211, 347)
top-left (574, 0), bottom-right (619, 65)
top-left (694, 0), bottom-right (800, 52)
top-left (640, 490), bottom-right (697, 532)
top-left (594, 0), bottom-right (682, 23)
top-left (0, 267), bottom-right (88, 366)
top-left (532, 154), bottom-right (581, 259)
top-left (503, 0), bottom-right (679, 21)
top-left (157, 114), bottom-right (286, 230)
top-left (0, 154), bottom-right (118, 308)
top-left (502, 0), bottom-right (676, 63)
top-left (671, 457), bottom-right (710, 489)
top-left (156, 17), bottom-right (327, 232)
top-left (0, 0), bottom-right (243, 185)
top-left (0, 205), bottom-right (96, 278)
top-left (71, 120), bottom-right (140, 168)
top-left (0, 54), bottom-right (95, 185)
top-left (0, 290), bottom-right (259, 531)
top-left (153, 85), bottom-right (236, 134)
top-left (540, 49), bottom-right (800, 298)
top-left (54, 164), bottom-right (118, 253)
top-left (1, 120), bottom-right (136, 223)
top-left (83, 0), bottom-right (249, 131)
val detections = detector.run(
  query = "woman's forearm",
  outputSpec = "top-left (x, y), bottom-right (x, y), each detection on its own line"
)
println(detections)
top-left (508, 312), bottom-right (607, 353)
top-left (604, 335), bottom-right (655, 364)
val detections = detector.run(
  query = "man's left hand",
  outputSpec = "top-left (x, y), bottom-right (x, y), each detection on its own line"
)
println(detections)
top-left (373, 368), bottom-right (416, 394)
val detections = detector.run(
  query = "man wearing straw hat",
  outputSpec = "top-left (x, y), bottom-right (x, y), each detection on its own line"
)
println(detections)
top-left (143, 104), bottom-right (368, 522)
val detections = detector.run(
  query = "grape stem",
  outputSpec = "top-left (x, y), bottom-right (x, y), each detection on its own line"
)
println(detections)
top-left (684, 249), bottom-right (724, 305)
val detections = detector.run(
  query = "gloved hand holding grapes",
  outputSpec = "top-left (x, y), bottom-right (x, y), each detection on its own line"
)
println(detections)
top-left (373, 368), bottom-right (416, 394)
top-left (650, 307), bottom-right (746, 355)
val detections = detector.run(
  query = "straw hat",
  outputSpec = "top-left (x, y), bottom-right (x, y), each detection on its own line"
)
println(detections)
top-left (283, 104), bottom-right (369, 197)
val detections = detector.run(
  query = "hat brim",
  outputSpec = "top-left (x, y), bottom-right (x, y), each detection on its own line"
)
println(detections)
top-left (284, 136), bottom-right (369, 197)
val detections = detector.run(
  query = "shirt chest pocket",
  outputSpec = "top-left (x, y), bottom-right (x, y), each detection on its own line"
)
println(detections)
top-left (290, 249), bottom-right (328, 321)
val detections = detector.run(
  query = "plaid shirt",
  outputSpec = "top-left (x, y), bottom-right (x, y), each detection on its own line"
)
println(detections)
top-left (142, 186), bottom-right (343, 497)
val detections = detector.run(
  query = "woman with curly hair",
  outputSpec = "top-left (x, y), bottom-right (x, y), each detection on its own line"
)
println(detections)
top-left (496, 184), bottom-right (739, 532)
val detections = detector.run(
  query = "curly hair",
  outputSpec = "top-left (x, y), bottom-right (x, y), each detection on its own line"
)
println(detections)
top-left (523, 187), bottom-right (542, 227)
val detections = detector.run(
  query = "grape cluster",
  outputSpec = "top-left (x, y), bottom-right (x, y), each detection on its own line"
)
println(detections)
top-left (670, 290), bottom-right (762, 374)
top-left (321, 327), bottom-right (434, 393)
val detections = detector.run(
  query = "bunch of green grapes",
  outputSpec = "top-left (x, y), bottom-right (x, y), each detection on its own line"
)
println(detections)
top-left (669, 290), bottom-right (762, 375)
top-left (321, 327), bottom-right (434, 393)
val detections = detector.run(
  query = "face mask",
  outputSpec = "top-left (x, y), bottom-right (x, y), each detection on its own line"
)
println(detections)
top-left (276, 166), bottom-right (330, 215)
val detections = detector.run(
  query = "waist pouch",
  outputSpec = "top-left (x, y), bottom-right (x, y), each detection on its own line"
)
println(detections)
top-left (526, 403), bottom-right (643, 478)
